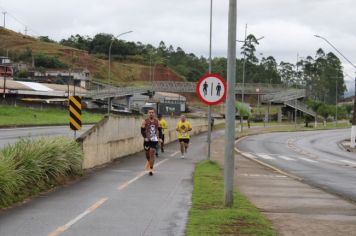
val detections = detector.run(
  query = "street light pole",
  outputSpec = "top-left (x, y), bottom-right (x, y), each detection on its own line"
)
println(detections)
top-left (107, 30), bottom-right (133, 114)
top-left (224, 0), bottom-right (236, 207)
top-left (314, 34), bottom-right (356, 147)
top-left (2, 11), bottom-right (7, 28)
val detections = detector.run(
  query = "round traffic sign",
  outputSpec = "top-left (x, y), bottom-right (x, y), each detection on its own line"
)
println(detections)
top-left (196, 74), bottom-right (227, 105)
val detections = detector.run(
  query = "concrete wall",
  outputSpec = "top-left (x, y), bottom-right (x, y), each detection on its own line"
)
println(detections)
top-left (78, 115), bottom-right (223, 169)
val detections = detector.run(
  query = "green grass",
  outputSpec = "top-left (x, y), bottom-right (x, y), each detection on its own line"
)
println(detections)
top-left (187, 161), bottom-right (276, 236)
top-left (0, 105), bottom-right (103, 126)
top-left (0, 137), bottom-right (83, 208)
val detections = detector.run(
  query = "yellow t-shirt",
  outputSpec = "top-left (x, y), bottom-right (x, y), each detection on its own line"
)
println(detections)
top-left (176, 120), bottom-right (192, 139)
top-left (159, 118), bottom-right (168, 135)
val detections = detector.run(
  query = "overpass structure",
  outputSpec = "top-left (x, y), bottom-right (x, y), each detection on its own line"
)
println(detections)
top-left (261, 89), bottom-right (316, 117)
top-left (87, 81), bottom-right (297, 98)
top-left (1, 78), bottom-right (315, 118)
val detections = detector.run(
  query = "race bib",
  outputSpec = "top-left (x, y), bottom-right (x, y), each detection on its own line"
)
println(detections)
top-left (181, 132), bottom-right (188, 137)
top-left (150, 135), bottom-right (158, 142)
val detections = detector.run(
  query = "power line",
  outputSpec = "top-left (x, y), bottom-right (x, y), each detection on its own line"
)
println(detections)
top-left (0, 6), bottom-right (40, 36)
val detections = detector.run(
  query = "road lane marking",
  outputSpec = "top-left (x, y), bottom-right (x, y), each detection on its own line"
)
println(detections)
top-left (299, 157), bottom-right (318, 163)
top-left (277, 155), bottom-right (295, 161)
top-left (170, 151), bottom-right (180, 157)
top-left (340, 160), bottom-right (356, 166)
top-left (117, 158), bottom-right (169, 190)
top-left (238, 173), bottom-right (287, 178)
top-left (258, 154), bottom-right (275, 160)
top-left (48, 197), bottom-right (108, 236)
top-left (241, 152), bottom-right (257, 159)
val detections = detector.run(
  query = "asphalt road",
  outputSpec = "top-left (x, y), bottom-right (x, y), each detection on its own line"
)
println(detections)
top-left (236, 128), bottom-right (356, 202)
top-left (0, 125), bottom-right (93, 148)
top-left (0, 129), bottom-right (222, 236)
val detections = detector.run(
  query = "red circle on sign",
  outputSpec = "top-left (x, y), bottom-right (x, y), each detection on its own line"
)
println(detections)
top-left (196, 73), bottom-right (227, 105)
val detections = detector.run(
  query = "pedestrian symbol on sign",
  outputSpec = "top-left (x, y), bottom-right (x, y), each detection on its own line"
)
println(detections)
top-left (216, 82), bottom-right (221, 96)
top-left (203, 81), bottom-right (208, 96)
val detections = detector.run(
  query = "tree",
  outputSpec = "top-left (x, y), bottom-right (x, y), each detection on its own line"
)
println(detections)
top-left (317, 104), bottom-right (334, 126)
top-left (279, 61), bottom-right (295, 85)
top-left (241, 34), bottom-right (260, 64)
top-left (260, 56), bottom-right (281, 83)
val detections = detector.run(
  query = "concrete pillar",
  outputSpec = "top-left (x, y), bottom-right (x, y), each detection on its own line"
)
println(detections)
top-left (277, 106), bottom-right (282, 123)
top-left (126, 96), bottom-right (131, 111)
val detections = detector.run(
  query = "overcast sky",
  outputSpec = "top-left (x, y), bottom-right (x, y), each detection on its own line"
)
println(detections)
top-left (1, 0), bottom-right (355, 89)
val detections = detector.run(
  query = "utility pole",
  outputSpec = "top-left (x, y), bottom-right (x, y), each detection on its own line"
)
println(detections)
top-left (353, 76), bottom-right (356, 125)
top-left (224, 0), bottom-right (236, 208)
top-left (336, 76), bottom-right (338, 127)
top-left (240, 24), bottom-right (247, 133)
top-left (3, 67), bottom-right (7, 99)
top-left (2, 11), bottom-right (7, 28)
top-left (207, 0), bottom-right (213, 160)
top-left (24, 26), bottom-right (28, 35)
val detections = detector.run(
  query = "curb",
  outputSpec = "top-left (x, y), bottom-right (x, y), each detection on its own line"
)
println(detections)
top-left (234, 136), bottom-right (303, 182)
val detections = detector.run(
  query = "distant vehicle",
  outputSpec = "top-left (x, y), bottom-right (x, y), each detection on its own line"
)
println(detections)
top-left (141, 102), bottom-right (181, 116)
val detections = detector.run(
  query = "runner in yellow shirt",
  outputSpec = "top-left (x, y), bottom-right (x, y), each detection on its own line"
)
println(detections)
top-left (158, 114), bottom-right (168, 153)
top-left (176, 115), bottom-right (192, 159)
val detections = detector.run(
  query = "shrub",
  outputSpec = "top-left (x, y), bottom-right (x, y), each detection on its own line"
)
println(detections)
top-left (34, 54), bottom-right (68, 68)
top-left (0, 137), bottom-right (83, 207)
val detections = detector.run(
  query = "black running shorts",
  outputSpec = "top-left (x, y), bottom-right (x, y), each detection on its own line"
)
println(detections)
top-left (144, 141), bottom-right (158, 151)
top-left (178, 138), bottom-right (190, 144)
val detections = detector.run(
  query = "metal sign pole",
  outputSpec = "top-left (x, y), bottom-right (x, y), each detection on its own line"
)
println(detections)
top-left (207, 0), bottom-right (213, 160)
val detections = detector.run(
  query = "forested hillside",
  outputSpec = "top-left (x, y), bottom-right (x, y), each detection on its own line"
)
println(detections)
top-left (0, 28), bottom-right (346, 103)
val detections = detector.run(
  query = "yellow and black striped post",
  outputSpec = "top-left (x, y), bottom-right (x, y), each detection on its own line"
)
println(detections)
top-left (69, 96), bottom-right (82, 131)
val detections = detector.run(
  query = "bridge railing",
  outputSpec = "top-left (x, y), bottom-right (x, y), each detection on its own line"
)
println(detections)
top-left (285, 99), bottom-right (316, 116)
top-left (86, 81), bottom-right (305, 99)
top-left (261, 89), bottom-right (306, 102)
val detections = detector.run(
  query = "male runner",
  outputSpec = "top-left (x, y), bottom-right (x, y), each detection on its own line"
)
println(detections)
top-left (176, 115), bottom-right (192, 158)
top-left (158, 114), bottom-right (168, 153)
top-left (141, 108), bottom-right (162, 175)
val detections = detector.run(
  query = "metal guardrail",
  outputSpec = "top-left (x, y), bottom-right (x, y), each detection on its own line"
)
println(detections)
top-left (87, 86), bottom-right (151, 99)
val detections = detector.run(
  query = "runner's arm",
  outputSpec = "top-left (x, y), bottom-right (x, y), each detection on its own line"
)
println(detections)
top-left (188, 122), bottom-right (192, 131)
top-left (158, 121), bottom-right (163, 139)
top-left (141, 120), bottom-right (146, 138)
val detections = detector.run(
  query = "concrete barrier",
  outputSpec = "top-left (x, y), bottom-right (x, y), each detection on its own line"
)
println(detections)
top-left (78, 115), bottom-right (223, 169)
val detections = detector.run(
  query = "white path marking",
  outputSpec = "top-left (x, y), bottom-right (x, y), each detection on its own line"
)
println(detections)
top-left (340, 160), bottom-right (356, 166)
top-left (277, 155), bottom-right (295, 161)
top-left (258, 154), bottom-right (275, 160)
top-left (170, 151), bottom-right (180, 157)
top-left (299, 157), bottom-right (318, 163)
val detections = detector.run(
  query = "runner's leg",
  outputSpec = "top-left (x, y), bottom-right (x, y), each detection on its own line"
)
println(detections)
top-left (148, 145), bottom-right (156, 175)
top-left (180, 141), bottom-right (184, 155)
top-left (161, 134), bottom-right (165, 152)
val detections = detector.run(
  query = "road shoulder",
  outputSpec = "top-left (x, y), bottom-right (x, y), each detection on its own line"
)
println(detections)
top-left (211, 135), bottom-right (356, 236)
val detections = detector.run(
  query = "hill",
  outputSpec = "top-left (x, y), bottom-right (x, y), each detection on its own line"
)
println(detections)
top-left (0, 28), bottom-right (185, 86)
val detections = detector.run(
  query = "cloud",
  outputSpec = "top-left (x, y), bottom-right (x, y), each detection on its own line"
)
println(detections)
top-left (1, 0), bottom-right (355, 76)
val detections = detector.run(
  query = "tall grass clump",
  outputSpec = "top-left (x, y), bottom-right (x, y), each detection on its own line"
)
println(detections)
top-left (0, 137), bottom-right (83, 208)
